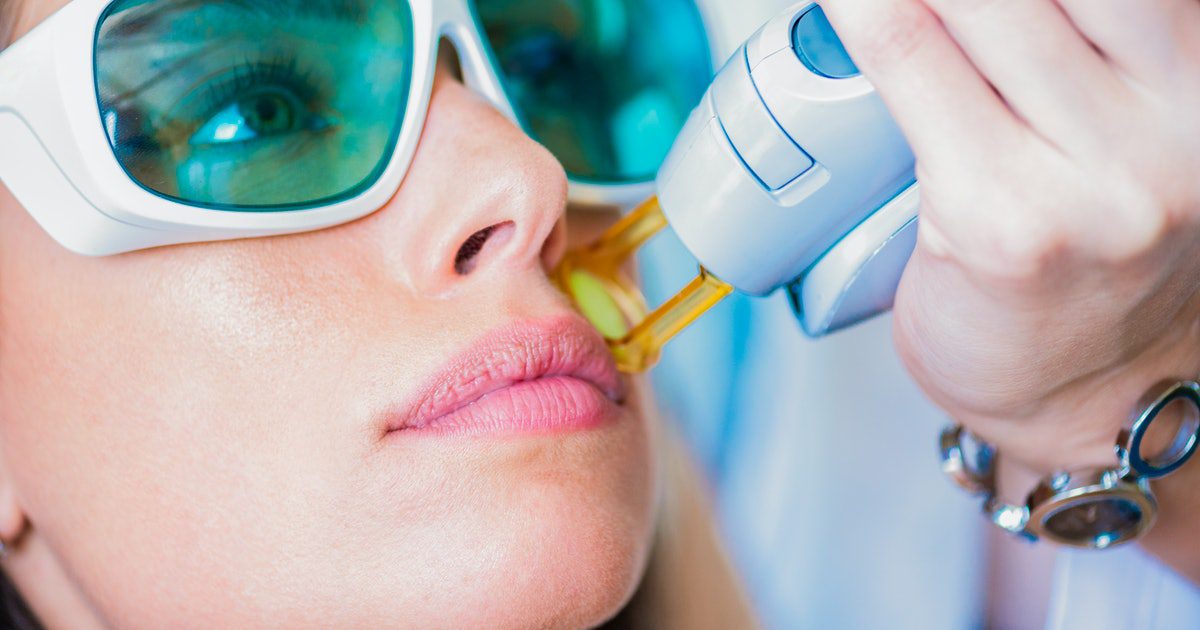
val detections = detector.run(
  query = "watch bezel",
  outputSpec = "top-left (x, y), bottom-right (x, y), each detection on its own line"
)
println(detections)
top-left (1026, 469), bottom-right (1157, 549)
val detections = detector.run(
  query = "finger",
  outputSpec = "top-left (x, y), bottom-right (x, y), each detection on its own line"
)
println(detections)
top-left (920, 0), bottom-right (1126, 150)
top-left (819, 0), bottom-right (1027, 174)
top-left (1055, 0), bottom-right (1200, 84)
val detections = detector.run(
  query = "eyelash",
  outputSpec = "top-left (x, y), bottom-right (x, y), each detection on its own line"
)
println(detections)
top-left (197, 55), bottom-right (325, 123)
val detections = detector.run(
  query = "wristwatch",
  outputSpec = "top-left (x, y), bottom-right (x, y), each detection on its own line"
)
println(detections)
top-left (940, 380), bottom-right (1200, 549)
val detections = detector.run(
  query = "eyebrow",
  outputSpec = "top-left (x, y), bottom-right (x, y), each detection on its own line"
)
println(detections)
top-left (99, 0), bottom-right (369, 42)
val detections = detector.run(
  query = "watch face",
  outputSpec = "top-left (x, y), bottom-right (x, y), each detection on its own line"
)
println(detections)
top-left (1041, 495), bottom-right (1145, 548)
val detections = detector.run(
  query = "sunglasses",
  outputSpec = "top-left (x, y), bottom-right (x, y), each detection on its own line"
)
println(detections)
top-left (0, 0), bottom-right (712, 255)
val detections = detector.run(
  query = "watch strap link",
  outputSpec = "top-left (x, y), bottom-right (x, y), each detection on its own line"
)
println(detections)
top-left (938, 379), bottom-right (1200, 549)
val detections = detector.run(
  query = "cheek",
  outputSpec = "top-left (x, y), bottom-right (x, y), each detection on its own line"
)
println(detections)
top-left (0, 233), bottom-right (391, 617)
top-left (0, 221), bottom-right (657, 626)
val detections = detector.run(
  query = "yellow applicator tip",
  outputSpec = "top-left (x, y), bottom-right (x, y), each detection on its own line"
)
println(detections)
top-left (552, 196), bottom-right (735, 373)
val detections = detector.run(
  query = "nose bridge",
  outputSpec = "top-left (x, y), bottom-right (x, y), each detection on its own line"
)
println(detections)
top-left (432, 1), bottom-right (520, 125)
top-left (371, 50), bottom-right (569, 299)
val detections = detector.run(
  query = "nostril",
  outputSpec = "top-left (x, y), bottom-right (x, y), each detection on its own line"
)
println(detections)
top-left (455, 222), bottom-right (514, 275)
top-left (455, 227), bottom-right (494, 275)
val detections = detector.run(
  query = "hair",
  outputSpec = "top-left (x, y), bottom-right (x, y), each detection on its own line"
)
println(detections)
top-left (0, 5), bottom-right (34, 626)
top-left (0, 572), bottom-right (39, 630)
top-left (0, 0), bottom-right (27, 619)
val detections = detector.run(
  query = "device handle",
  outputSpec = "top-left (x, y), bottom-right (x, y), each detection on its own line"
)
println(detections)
top-left (786, 182), bottom-right (920, 337)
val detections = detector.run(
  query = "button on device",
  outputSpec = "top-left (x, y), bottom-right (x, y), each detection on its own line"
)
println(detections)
top-left (713, 49), bottom-right (815, 190)
top-left (792, 6), bottom-right (860, 79)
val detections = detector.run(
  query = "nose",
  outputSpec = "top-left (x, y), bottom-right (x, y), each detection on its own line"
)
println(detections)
top-left (364, 60), bottom-right (569, 298)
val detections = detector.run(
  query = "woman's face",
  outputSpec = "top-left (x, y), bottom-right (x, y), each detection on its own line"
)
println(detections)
top-left (0, 1), bottom-right (655, 627)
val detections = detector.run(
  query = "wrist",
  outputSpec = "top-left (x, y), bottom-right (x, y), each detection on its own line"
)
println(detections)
top-left (954, 296), bottom-right (1200, 474)
top-left (943, 379), bottom-right (1199, 555)
top-left (1142, 456), bottom-right (1200, 583)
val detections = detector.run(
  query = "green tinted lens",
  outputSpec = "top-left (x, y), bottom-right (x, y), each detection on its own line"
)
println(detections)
top-left (95, 0), bottom-right (414, 210)
top-left (475, 0), bottom-right (712, 184)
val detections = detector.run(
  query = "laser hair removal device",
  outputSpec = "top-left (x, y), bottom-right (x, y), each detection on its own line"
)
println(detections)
top-left (554, 1), bottom-right (920, 372)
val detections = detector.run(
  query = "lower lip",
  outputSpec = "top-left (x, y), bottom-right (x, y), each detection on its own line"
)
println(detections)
top-left (400, 376), bottom-right (620, 437)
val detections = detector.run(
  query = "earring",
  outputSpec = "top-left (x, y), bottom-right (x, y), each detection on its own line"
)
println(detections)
top-left (0, 538), bottom-right (7, 559)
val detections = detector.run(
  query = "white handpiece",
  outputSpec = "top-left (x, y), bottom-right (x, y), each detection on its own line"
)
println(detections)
top-left (656, 1), bottom-right (919, 337)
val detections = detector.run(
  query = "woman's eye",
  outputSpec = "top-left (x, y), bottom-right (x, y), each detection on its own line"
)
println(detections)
top-left (190, 89), bottom-right (323, 147)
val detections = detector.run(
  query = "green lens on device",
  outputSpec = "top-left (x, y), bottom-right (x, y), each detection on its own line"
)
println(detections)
top-left (94, 0), bottom-right (415, 210)
top-left (474, 0), bottom-right (712, 184)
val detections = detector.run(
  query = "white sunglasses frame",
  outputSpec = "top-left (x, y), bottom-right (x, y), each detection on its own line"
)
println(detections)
top-left (0, 0), bottom-right (700, 255)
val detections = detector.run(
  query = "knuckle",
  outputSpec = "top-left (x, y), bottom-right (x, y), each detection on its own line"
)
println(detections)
top-left (925, 0), bottom-right (1004, 20)
top-left (850, 1), bottom-right (942, 72)
top-left (917, 167), bottom-right (1066, 279)
top-left (1075, 162), bottom-right (1171, 262)
top-left (1153, 166), bottom-right (1200, 224)
top-left (1100, 186), bottom-right (1172, 262)
top-left (982, 214), bottom-right (1070, 279)
top-left (917, 149), bottom-right (1188, 281)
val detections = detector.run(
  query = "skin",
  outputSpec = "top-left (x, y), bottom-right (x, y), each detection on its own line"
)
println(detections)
top-left (3, 0), bottom-right (1199, 625)
top-left (0, 0), bottom-right (655, 627)
top-left (822, 0), bottom-right (1200, 580)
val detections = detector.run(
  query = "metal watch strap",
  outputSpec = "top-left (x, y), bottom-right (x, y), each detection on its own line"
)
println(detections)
top-left (938, 379), bottom-right (1200, 549)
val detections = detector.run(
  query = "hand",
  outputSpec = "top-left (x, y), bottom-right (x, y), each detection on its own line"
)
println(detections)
top-left (821, 0), bottom-right (1200, 572)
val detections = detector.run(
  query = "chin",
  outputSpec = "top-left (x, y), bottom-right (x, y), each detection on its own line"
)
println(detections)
top-left (481, 494), bottom-right (656, 629)
top-left (357, 406), bottom-right (658, 629)
top-left (457, 431), bottom-right (657, 628)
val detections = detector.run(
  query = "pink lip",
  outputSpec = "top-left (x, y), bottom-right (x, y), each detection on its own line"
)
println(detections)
top-left (385, 316), bottom-right (627, 437)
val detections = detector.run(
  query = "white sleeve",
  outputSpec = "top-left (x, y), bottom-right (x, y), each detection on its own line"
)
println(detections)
top-left (1046, 546), bottom-right (1200, 630)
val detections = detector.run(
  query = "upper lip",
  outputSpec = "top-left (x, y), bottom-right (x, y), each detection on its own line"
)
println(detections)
top-left (388, 316), bottom-right (626, 432)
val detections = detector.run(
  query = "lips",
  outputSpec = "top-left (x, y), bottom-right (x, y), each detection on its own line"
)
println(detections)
top-left (386, 316), bottom-right (627, 436)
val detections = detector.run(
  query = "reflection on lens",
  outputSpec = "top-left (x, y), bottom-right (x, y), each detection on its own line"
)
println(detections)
top-left (476, 0), bottom-right (712, 183)
top-left (95, 0), bottom-right (414, 210)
